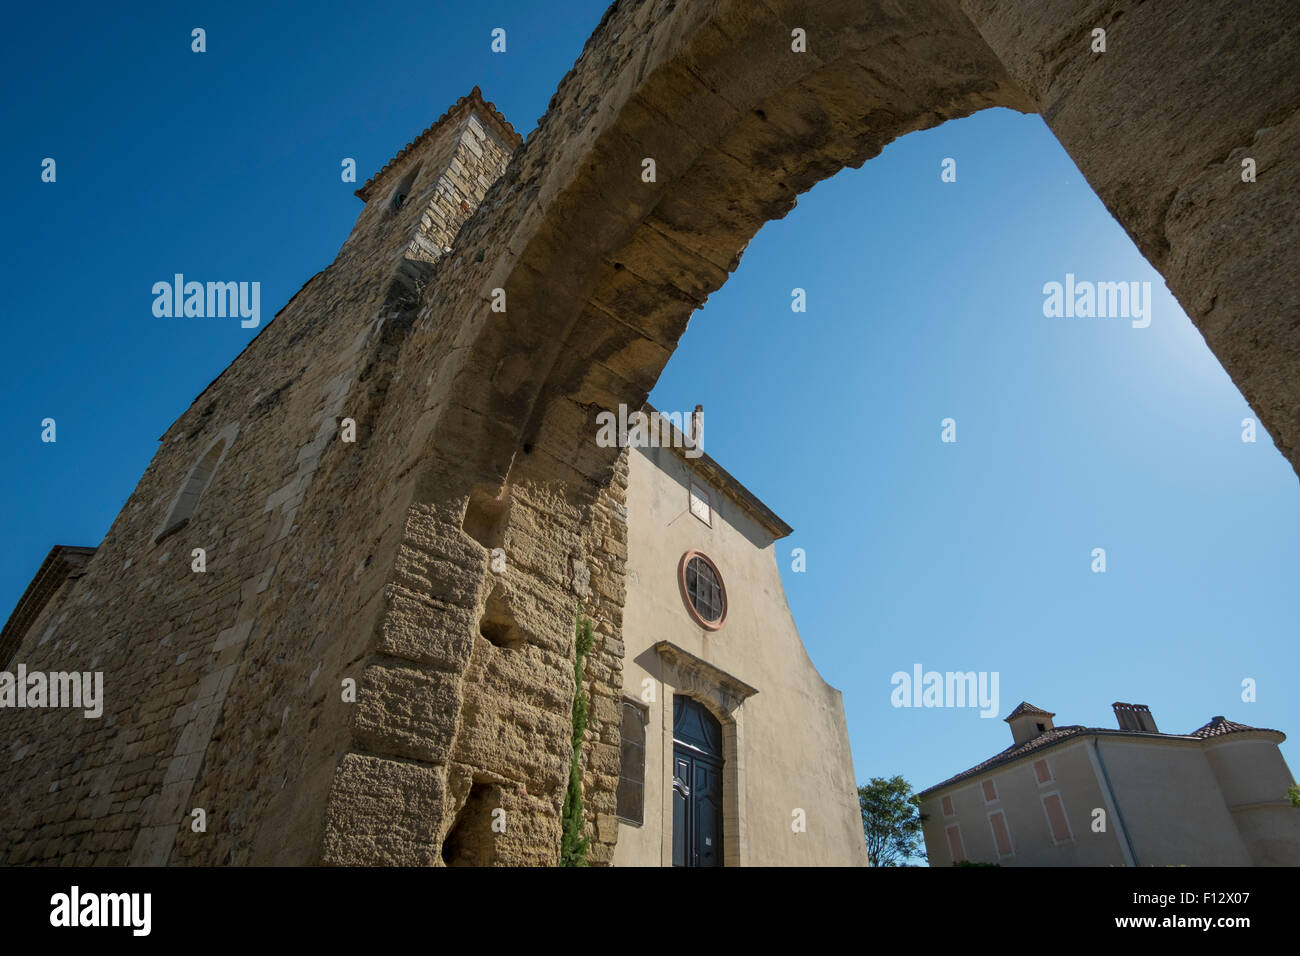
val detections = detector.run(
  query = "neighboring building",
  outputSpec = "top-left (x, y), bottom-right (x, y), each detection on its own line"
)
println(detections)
top-left (612, 409), bottom-right (866, 866)
top-left (919, 701), bottom-right (1300, 866)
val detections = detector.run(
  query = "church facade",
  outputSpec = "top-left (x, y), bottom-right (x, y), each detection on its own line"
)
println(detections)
top-left (615, 418), bottom-right (865, 866)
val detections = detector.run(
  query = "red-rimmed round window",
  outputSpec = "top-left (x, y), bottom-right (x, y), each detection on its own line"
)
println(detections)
top-left (679, 551), bottom-right (726, 630)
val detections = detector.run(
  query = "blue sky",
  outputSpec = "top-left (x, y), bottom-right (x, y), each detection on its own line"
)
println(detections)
top-left (660, 104), bottom-right (1300, 858)
top-left (4, 1), bottom-right (1297, 861)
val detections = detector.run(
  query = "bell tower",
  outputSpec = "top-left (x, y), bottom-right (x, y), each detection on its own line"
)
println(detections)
top-left (344, 87), bottom-right (520, 273)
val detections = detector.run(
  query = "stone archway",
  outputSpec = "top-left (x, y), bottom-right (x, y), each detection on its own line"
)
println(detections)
top-left (320, 0), bottom-right (1300, 864)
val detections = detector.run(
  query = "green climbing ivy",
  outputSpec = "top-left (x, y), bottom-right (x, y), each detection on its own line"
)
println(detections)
top-left (560, 607), bottom-right (595, 866)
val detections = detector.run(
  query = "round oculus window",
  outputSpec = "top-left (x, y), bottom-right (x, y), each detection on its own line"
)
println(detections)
top-left (679, 551), bottom-right (727, 630)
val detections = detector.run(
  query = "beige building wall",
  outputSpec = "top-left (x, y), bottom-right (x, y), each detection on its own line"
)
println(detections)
top-left (921, 738), bottom-right (1128, 867)
top-left (1097, 739), bottom-right (1253, 866)
top-left (922, 727), bottom-right (1300, 867)
top-left (612, 442), bottom-right (866, 866)
top-left (1203, 738), bottom-right (1300, 867)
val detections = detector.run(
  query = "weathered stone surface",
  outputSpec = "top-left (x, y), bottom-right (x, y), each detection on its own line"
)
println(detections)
top-left (0, 91), bottom-right (522, 866)
top-left (320, 754), bottom-right (446, 865)
top-left (352, 664), bottom-right (462, 764)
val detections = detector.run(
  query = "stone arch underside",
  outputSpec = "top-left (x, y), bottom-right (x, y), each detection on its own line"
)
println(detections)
top-left (320, 0), bottom-right (1300, 864)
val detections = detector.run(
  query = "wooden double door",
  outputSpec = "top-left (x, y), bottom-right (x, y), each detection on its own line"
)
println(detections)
top-left (671, 696), bottom-right (724, 867)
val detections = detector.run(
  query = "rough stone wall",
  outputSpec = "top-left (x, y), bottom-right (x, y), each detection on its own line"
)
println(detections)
top-left (0, 546), bottom-right (96, 670)
top-left (316, 0), bottom-right (1297, 867)
top-left (0, 93), bottom-right (518, 865)
top-left (314, 0), bottom-right (1033, 864)
top-left (315, 417), bottom-right (629, 866)
top-left (578, 450), bottom-right (631, 863)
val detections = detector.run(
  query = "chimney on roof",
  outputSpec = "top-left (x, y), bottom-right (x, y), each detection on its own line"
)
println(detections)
top-left (1113, 702), bottom-right (1159, 734)
top-left (689, 405), bottom-right (703, 450)
top-left (1004, 702), bottom-right (1055, 746)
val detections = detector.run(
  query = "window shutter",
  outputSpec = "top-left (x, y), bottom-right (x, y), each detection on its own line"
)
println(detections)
top-left (616, 699), bottom-right (646, 825)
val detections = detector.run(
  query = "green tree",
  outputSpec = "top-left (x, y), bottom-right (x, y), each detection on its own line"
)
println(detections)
top-left (560, 609), bottom-right (595, 866)
top-left (1288, 784), bottom-right (1300, 809)
top-left (859, 775), bottom-right (926, 867)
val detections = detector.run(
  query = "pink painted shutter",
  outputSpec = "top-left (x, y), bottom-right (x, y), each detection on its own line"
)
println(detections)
top-left (946, 825), bottom-right (965, 863)
top-left (990, 811), bottom-right (1012, 856)
top-left (1043, 794), bottom-right (1071, 842)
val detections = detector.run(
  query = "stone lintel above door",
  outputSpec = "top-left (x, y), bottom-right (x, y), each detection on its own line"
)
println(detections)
top-left (653, 640), bottom-right (758, 716)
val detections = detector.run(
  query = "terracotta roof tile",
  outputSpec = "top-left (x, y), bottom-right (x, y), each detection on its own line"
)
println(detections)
top-left (1004, 701), bottom-right (1056, 721)
top-left (1190, 715), bottom-right (1277, 738)
top-left (920, 713), bottom-right (1284, 798)
top-left (919, 726), bottom-right (1087, 796)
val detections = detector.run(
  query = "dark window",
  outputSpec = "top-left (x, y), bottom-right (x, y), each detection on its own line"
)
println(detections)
top-left (617, 699), bottom-right (647, 825)
top-left (685, 555), bottom-right (725, 624)
top-left (1036, 722), bottom-right (1046, 732)
top-left (388, 163), bottom-right (423, 213)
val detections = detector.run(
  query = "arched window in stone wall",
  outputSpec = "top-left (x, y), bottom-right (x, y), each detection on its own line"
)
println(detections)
top-left (154, 424), bottom-right (238, 543)
top-left (389, 162), bottom-right (424, 212)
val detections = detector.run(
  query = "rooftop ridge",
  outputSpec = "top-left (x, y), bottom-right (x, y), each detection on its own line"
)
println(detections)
top-left (919, 715), bottom-right (1285, 798)
top-left (1190, 715), bottom-right (1278, 739)
top-left (642, 402), bottom-right (793, 540)
top-left (0, 545), bottom-right (98, 667)
top-left (1004, 701), bottom-right (1055, 721)
top-left (355, 86), bottom-right (521, 202)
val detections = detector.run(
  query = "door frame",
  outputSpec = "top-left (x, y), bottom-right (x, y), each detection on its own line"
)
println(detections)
top-left (650, 640), bottom-right (758, 868)
top-left (672, 697), bottom-right (727, 867)
top-left (657, 688), bottom-right (747, 867)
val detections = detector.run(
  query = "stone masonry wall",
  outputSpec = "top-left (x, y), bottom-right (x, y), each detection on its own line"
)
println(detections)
top-left (0, 92), bottom-right (518, 865)
top-left (316, 0), bottom-right (1298, 867)
top-left (312, 0), bottom-right (1030, 866)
